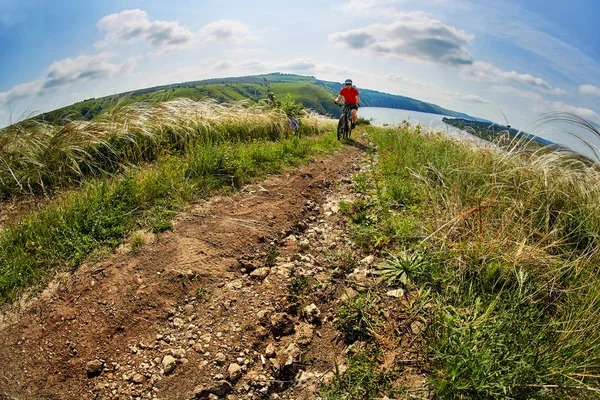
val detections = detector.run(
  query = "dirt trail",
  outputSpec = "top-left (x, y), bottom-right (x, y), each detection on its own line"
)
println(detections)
top-left (0, 137), bottom-right (404, 400)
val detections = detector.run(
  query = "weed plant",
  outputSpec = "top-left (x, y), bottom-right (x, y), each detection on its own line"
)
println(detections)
top-left (340, 123), bottom-right (600, 398)
top-left (320, 348), bottom-right (402, 399)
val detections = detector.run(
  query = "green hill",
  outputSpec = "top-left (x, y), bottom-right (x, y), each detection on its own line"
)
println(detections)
top-left (34, 73), bottom-right (481, 124)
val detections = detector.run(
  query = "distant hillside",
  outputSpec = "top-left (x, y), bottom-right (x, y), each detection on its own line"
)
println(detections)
top-left (34, 73), bottom-right (482, 124)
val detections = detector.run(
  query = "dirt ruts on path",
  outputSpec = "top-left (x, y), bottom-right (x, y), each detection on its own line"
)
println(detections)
top-left (0, 139), bottom-right (372, 400)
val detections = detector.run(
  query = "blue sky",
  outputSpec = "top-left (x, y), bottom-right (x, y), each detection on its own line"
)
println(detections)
top-left (1, 0), bottom-right (599, 151)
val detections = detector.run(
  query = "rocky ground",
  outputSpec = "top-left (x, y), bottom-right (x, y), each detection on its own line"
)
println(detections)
top-left (0, 134), bottom-right (428, 399)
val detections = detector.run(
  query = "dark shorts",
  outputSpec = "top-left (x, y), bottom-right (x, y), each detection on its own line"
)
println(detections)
top-left (344, 104), bottom-right (358, 111)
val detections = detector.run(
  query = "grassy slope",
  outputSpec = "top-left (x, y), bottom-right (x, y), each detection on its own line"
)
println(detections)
top-left (33, 73), bottom-right (478, 124)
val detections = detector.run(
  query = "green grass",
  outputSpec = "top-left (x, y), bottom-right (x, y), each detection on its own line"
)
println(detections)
top-left (0, 99), bottom-right (334, 198)
top-left (0, 102), bottom-right (339, 303)
top-left (320, 348), bottom-right (402, 399)
top-left (334, 124), bottom-right (600, 398)
top-left (334, 292), bottom-right (382, 344)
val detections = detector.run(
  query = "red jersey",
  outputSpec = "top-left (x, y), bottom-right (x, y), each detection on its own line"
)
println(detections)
top-left (339, 86), bottom-right (359, 104)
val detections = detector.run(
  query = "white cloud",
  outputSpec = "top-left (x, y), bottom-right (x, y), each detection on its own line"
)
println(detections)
top-left (225, 48), bottom-right (268, 57)
top-left (547, 102), bottom-right (600, 126)
top-left (462, 61), bottom-right (565, 95)
top-left (442, 90), bottom-right (491, 104)
top-left (580, 84), bottom-right (600, 97)
top-left (43, 53), bottom-right (136, 90)
top-left (96, 9), bottom-right (194, 51)
top-left (341, 0), bottom-right (401, 17)
top-left (0, 79), bottom-right (45, 104)
top-left (277, 58), bottom-right (317, 71)
top-left (199, 20), bottom-right (251, 45)
top-left (0, 53), bottom-right (136, 108)
top-left (238, 60), bottom-right (270, 71)
top-left (488, 85), bottom-right (545, 102)
top-left (212, 60), bottom-right (234, 70)
top-left (384, 73), bottom-right (435, 89)
top-left (488, 85), bottom-right (600, 126)
top-left (329, 12), bottom-right (474, 66)
top-left (209, 57), bottom-right (318, 73)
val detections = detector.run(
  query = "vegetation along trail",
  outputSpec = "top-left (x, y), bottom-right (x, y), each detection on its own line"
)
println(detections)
top-left (3, 95), bottom-right (600, 399)
top-left (0, 129), bottom-right (385, 398)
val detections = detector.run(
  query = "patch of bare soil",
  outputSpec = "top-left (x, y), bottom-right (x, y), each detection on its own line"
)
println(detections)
top-left (0, 135), bottom-right (428, 400)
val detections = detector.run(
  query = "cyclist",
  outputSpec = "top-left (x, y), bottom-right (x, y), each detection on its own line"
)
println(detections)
top-left (333, 79), bottom-right (360, 129)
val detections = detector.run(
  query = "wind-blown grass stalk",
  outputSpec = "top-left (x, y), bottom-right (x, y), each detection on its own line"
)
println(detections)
top-left (0, 98), bottom-right (331, 198)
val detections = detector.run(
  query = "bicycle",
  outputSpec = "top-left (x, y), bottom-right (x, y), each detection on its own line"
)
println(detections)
top-left (334, 102), bottom-right (357, 140)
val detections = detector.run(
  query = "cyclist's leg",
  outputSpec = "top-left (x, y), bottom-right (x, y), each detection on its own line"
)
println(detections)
top-left (350, 106), bottom-right (358, 129)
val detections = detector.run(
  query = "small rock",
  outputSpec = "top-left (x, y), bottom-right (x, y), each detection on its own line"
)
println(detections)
top-left (194, 381), bottom-right (233, 398)
top-left (283, 343), bottom-right (302, 368)
top-left (298, 240), bottom-right (310, 251)
top-left (171, 348), bottom-right (186, 358)
top-left (349, 268), bottom-right (370, 286)
top-left (215, 352), bottom-right (227, 365)
top-left (239, 259), bottom-right (262, 272)
top-left (303, 304), bottom-right (321, 323)
top-left (227, 363), bottom-right (242, 382)
top-left (295, 323), bottom-right (314, 346)
top-left (265, 343), bottom-right (276, 358)
top-left (270, 313), bottom-right (295, 337)
top-left (162, 355), bottom-right (177, 375)
top-left (173, 317), bottom-right (185, 328)
top-left (226, 280), bottom-right (244, 290)
top-left (250, 267), bottom-right (271, 280)
top-left (386, 288), bottom-right (405, 298)
top-left (256, 309), bottom-right (274, 326)
top-left (132, 373), bottom-right (145, 384)
top-left (359, 255), bottom-right (376, 266)
top-left (86, 359), bottom-right (103, 378)
top-left (254, 326), bottom-right (269, 340)
top-left (411, 321), bottom-right (425, 335)
top-left (273, 262), bottom-right (294, 277)
top-left (193, 343), bottom-right (204, 353)
top-left (183, 304), bottom-right (195, 315)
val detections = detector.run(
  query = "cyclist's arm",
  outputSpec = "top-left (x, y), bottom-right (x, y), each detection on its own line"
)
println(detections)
top-left (356, 94), bottom-right (360, 106)
top-left (334, 94), bottom-right (342, 103)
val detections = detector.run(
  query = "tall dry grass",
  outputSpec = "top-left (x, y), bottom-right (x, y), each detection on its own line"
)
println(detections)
top-left (351, 120), bottom-right (600, 397)
top-left (0, 98), bottom-right (332, 198)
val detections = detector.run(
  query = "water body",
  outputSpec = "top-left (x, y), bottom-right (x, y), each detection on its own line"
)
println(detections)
top-left (359, 107), bottom-right (483, 142)
top-left (359, 107), bottom-right (600, 161)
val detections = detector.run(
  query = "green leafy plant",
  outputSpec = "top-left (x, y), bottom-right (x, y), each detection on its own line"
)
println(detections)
top-left (334, 292), bottom-right (381, 343)
top-left (287, 268), bottom-right (310, 306)
top-left (375, 251), bottom-right (429, 288)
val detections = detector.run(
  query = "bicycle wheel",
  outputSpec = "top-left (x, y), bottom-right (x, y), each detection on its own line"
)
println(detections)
top-left (337, 116), bottom-right (345, 140)
top-left (345, 112), bottom-right (352, 139)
